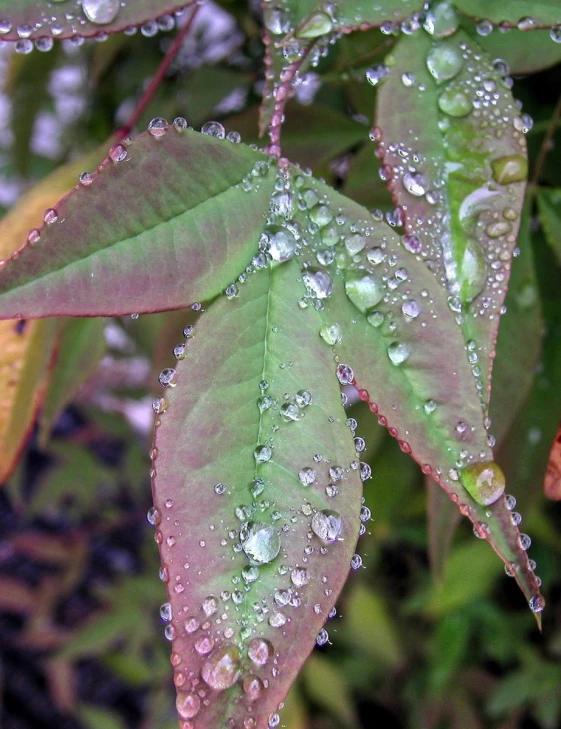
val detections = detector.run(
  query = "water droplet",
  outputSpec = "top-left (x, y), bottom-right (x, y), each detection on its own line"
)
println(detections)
top-left (248, 637), bottom-right (274, 665)
top-left (263, 225), bottom-right (296, 262)
top-left (345, 233), bottom-right (367, 255)
top-left (336, 363), bottom-right (354, 384)
top-left (311, 510), bottom-right (342, 542)
top-left (243, 675), bottom-right (264, 701)
top-left (82, 0), bottom-right (120, 25)
top-left (426, 43), bottom-right (464, 84)
top-left (43, 209), bottom-right (58, 225)
top-left (241, 522), bottom-right (281, 564)
top-left (423, 1), bottom-right (459, 37)
top-left (195, 635), bottom-right (215, 655)
top-left (291, 567), bottom-right (310, 587)
top-left (202, 596), bottom-right (218, 617)
top-left (148, 117), bottom-right (168, 137)
top-left (529, 595), bottom-right (545, 613)
top-left (403, 171), bottom-right (427, 197)
top-left (109, 143), bottom-right (127, 162)
top-left (438, 89), bottom-right (473, 117)
top-left (147, 507), bottom-right (161, 526)
top-left (316, 628), bottom-right (329, 646)
top-left (320, 324), bottom-right (342, 345)
top-left (461, 462), bottom-right (505, 506)
top-left (302, 268), bottom-right (333, 299)
top-left (295, 11), bottom-right (333, 39)
top-left (387, 342), bottom-right (410, 366)
top-left (173, 117), bottom-right (188, 132)
top-left (476, 20), bottom-right (493, 36)
top-left (295, 390), bottom-right (312, 408)
top-left (201, 644), bottom-right (241, 691)
top-left (350, 554), bottom-right (363, 569)
top-left (491, 155), bottom-right (528, 185)
top-left (160, 602), bottom-right (172, 621)
top-left (344, 273), bottom-right (384, 312)
top-left (299, 467), bottom-right (316, 486)
top-left (158, 368), bottom-right (177, 388)
top-left (402, 300), bottom-right (420, 319)
top-left (176, 692), bottom-right (201, 720)
top-left (254, 445), bottom-right (272, 463)
top-left (366, 65), bottom-right (389, 86)
top-left (519, 533), bottom-right (531, 550)
top-left (201, 121), bottom-right (225, 139)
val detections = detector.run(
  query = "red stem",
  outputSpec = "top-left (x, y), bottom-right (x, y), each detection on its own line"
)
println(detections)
top-left (116, 4), bottom-right (200, 140)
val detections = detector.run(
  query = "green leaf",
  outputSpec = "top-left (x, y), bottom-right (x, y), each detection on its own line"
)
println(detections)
top-left (489, 202), bottom-right (544, 447)
top-left (151, 259), bottom-right (363, 728)
top-left (454, 0), bottom-right (561, 27)
top-left (469, 26), bottom-right (561, 75)
top-left (259, 0), bottom-right (423, 138)
top-left (77, 704), bottom-right (127, 729)
top-left (537, 187), bottom-right (561, 264)
top-left (38, 317), bottom-right (107, 446)
top-left (426, 477), bottom-right (461, 581)
top-left (376, 30), bottom-right (527, 406)
top-left (0, 1), bottom-right (192, 42)
top-left (0, 128), bottom-right (277, 318)
top-left (285, 171), bottom-right (542, 614)
top-left (302, 654), bottom-right (357, 728)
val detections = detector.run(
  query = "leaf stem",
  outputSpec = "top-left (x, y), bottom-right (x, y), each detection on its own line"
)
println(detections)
top-left (530, 91), bottom-right (561, 188)
top-left (266, 44), bottom-right (312, 158)
top-left (116, 4), bottom-right (200, 141)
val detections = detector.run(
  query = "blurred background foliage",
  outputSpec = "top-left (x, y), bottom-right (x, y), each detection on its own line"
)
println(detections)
top-left (1, 2), bottom-right (561, 728)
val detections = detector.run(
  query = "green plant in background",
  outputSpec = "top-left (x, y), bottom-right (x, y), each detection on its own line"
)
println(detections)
top-left (0, 1), bottom-right (561, 728)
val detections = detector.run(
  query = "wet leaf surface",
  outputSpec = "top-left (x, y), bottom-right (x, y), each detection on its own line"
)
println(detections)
top-left (376, 31), bottom-right (528, 407)
top-left (0, 0), bottom-right (191, 42)
top-left (0, 128), bottom-right (276, 318)
top-left (151, 259), bottom-right (363, 728)
top-left (454, 0), bottom-right (561, 27)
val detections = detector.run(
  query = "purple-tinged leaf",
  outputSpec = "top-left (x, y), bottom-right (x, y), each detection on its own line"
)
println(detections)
top-left (150, 259), bottom-right (363, 728)
top-left (376, 31), bottom-right (527, 407)
top-left (0, 1), bottom-right (191, 43)
top-left (454, 0), bottom-right (561, 28)
top-left (0, 128), bottom-right (276, 318)
top-left (284, 172), bottom-right (543, 617)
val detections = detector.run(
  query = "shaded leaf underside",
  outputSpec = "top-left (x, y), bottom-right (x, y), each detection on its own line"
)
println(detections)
top-left (0, 0), bottom-right (191, 41)
top-left (0, 129), bottom-right (276, 317)
top-left (375, 30), bottom-right (527, 407)
top-left (151, 259), bottom-right (363, 728)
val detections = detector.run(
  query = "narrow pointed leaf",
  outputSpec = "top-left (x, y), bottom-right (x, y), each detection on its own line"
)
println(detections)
top-left (0, 318), bottom-right (57, 483)
top-left (151, 260), bottom-right (362, 728)
top-left (454, 0), bottom-right (561, 27)
top-left (0, 129), bottom-right (276, 318)
top-left (283, 172), bottom-right (542, 614)
top-left (537, 188), bottom-right (561, 265)
top-left (0, 1), bottom-right (191, 42)
top-left (489, 202), bottom-right (543, 446)
top-left (376, 31), bottom-right (527, 405)
top-left (426, 476), bottom-right (461, 581)
top-left (0, 148), bottom-right (106, 482)
top-left (38, 317), bottom-right (107, 447)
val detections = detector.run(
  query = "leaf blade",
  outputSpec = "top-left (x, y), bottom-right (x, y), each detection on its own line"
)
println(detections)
top-left (0, 130), bottom-right (277, 318)
top-left (151, 259), bottom-right (363, 727)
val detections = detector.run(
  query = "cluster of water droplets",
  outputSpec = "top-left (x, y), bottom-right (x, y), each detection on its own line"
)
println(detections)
top-left (0, 1), bottom-right (187, 54)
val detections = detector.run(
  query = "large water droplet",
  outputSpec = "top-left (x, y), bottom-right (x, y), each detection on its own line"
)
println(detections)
top-left (311, 510), bottom-right (342, 542)
top-left (295, 11), bottom-right (333, 38)
top-left (491, 155), bottom-right (528, 185)
top-left (263, 225), bottom-right (296, 262)
top-left (82, 0), bottom-right (120, 25)
top-left (320, 324), bottom-right (342, 345)
top-left (387, 342), bottom-right (410, 366)
top-left (461, 462), bottom-right (505, 506)
top-left (303, 268), bottom-right (333, 299)
top-left (344, 273), bottom-right (384, 312)
top-left (248, 637), bottom-right (274, 666)
top-left (438, 89), bottom-right (473, 117)
top-left (201, 644), bottom-right (241, 691)
top-left (176, 692), bottom-right (201, 720)
top-left (426, 43), bottom-right (463, 84)
top-left (241, 522), bottom-right (281, 564)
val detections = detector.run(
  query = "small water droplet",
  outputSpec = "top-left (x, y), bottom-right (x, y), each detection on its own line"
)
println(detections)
top-left (311, 510), bottom-right (342, 542)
